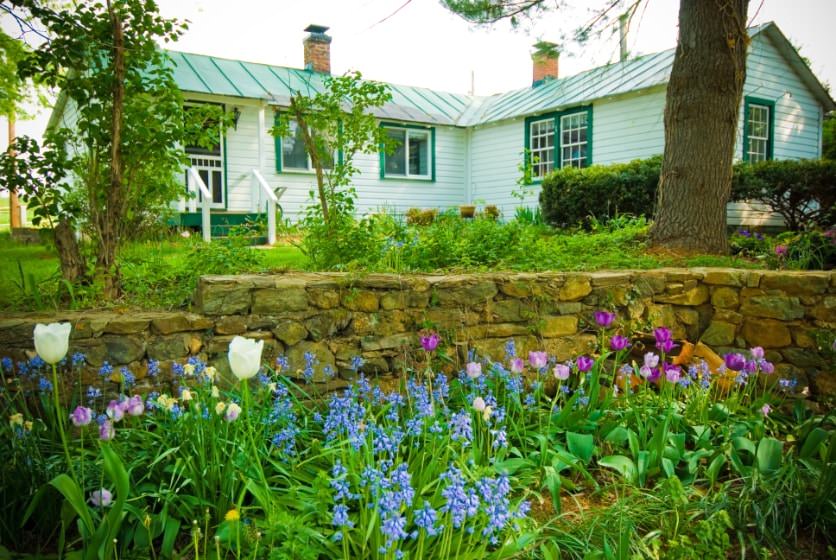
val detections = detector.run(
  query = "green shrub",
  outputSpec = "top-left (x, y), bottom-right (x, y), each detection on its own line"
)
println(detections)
top-left (731, 159), bottom-right (836, 230)
top-left (539, 156), bottom-right (661, 228)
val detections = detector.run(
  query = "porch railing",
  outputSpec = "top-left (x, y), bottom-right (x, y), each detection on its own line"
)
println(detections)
top-left (251, 169), bottom-right (285, 245)
top-left (185, 167), bottom-right (213, 243)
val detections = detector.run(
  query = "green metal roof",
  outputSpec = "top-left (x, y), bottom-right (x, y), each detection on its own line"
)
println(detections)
top-left (167, 50), bottom-right (472, 126)
top-left (164, 22), bottom-right (833, 129)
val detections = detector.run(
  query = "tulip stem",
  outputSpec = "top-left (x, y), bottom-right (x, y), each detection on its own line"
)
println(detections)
top-left (51, 363), bottom-right (75, 480)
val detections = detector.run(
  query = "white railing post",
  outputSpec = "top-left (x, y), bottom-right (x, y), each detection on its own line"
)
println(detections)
top-left (186, 167), bottom-right (213, 243)
top-left (251, 169), bottom-right (283, 246)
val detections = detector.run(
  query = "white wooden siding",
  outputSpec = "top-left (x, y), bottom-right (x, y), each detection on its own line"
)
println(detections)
top-left (469, 118), bottom-right (528, 217)
top-left (592, 88), bottom-right (666, 164)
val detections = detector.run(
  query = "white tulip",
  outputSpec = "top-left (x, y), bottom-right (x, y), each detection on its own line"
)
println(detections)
top-left (34, 322), bottom-right (72, 365)
top-left (228, 336), bottom-right (263, 381)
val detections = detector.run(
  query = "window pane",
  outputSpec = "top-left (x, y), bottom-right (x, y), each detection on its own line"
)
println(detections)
top-left (212, 170), bottom-right (223, 204)
top-left (282, 119), bottom-right (309, 170)
top-left (385, 128), bottom-right (407, 175)
top-left (198, 169), bottom-right (209, 202)
top-left (408, 131), bottom-right (429, 176)
top-left (560, 111), bottom-right (588, 168)
top-left (530, 119), bottom-right (555, 179)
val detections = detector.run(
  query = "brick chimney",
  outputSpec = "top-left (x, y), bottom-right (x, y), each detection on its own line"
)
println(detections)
top-left (303, 24), bottom-right (331, 74)
top-left (532, 41), bottom-right (559, 86)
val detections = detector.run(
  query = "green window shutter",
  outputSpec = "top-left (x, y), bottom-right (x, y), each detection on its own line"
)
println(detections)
top-left (274, 111), bottom-right (283, 172)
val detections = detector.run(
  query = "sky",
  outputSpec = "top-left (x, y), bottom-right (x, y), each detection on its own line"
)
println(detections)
top-left (1, 0), bottom-right (835, 149)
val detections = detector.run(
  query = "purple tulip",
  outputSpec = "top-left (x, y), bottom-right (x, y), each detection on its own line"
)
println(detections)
top-left (775, 245), bottom-right (788, 256)
top-left (644, 352), bottom-right (659, 369)
top-left (89, 488), bottom-right (113, 507)
top-left (609, 335), bottom-right (631, 351)
top-left (654, 326), bottom-right (672, 345)
top-left (528, 351), bottom-right (548, 369)
top-left (553, 364), bottom-right (571, 380)
top-left (99, 420), bottom-right (115, 441)
top-left (420, 332), bottom-right (440, 352)
top-left (760, 360), bottom-right (775, 375)
top-left (761, 403), bottom-right (772, 417)
top-left (106, 400), bottom-right (125, 422)
top-left (750, 346), bottom-right (765, 361)
top-left (126, 395), bottom-right (144, 416)
top-left (744, 360), bottom-right (758, 374)
top-left (594, 311), bottom-right (616, 328)
top-left (724, 353), bottom-right (747, 372)
top-left (658, 338), bottom-right (677, 354)
top-left (664, 363), bottom-right (681, 383)
top-left (510, 357), bottom-right (525, 374)
top-left (576, 355), bottom-right (594, 373)
top-left (69, 406), bottom-right (93, 427)
top-left (466, 362), bottom-right (482, 379)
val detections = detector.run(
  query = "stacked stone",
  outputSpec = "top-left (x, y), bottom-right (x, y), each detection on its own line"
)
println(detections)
top-left (0, 269), bottom-right (833, 397)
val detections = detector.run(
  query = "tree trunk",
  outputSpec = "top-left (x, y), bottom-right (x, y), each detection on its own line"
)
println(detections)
top-left (8, 114), bottom-right (21, 228)
top-left (290, 96), bottom-right (329, 223)
top-left (100, 0), bottom-right (125, 299)
top-left (649, 0), bottom-right (749, 254)
top-left (54, 220), bottom-right (86, 285)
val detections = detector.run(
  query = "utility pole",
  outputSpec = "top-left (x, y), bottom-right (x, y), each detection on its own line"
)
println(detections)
top-left (8, 114), bottom-right (21, 228)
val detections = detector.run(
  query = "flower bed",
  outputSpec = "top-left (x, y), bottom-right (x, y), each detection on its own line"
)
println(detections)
top-left (3, 314), bottom-right (834, 559)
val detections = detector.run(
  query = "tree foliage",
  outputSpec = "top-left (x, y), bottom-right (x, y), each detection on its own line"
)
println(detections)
top-left (271, 71), bottom-right (392, 223)
top-left (0, 0), bottom-right (225, 296)
top-left (0, 28), bottom-right (27, 116)
top-left (823, 111), bottom-right (836, 161)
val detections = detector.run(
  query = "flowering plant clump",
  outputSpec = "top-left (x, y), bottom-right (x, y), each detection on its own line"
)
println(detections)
top-left (0, 312), bottom-right (829, 559)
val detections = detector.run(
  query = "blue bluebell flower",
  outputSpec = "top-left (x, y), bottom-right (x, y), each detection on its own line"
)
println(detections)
top-left (449, 410), bottom-right (473, 445)
top-left (71, 353), bottom-right (86, 368)
top-left (0, 357), bottom-right (12, 371)
top-left (99, 362), bottom-right (113, 378)
top-left (414, 501), bottom-right (442, 536)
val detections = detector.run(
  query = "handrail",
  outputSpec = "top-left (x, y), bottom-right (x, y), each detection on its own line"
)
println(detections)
top-left (251, 169), bottom-right (282, 245)
top-left (186, 167), bottom-right (213, 243)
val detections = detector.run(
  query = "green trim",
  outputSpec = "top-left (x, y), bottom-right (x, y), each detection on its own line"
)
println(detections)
top-left (523, 105), bottom-right (593, 182)
top-left (274, 111), bottom-right (283, 173)
top-left (379, 121), bottom-right (436, 182)
top-left (742, 96), bottom-right (775, 162)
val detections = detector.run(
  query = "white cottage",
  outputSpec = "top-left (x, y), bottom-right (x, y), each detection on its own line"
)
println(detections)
top-left (48, 22), bottom-right (836, 241)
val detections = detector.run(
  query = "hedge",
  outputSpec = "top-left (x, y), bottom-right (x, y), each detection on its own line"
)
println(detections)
top-left (539, 156), bottom-right (836, 230)
top-left (539, 156), bottom-right (661, 228)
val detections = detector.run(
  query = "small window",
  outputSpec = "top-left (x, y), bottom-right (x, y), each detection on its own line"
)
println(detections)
top-left (276, 117), bottom-right (333, 172)
top-left (382, 125), bottom-right (433, 180)
top-left (743, 97), bottom-right (774, 162)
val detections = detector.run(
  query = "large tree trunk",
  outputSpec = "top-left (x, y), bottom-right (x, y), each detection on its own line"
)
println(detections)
top-left (649, 0), bottom-right (749, 254)
top-left (100, 0), bottom-right (125, 299)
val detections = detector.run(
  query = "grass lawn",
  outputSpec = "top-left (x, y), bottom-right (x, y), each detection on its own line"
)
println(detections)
top-left (0, 222), bottom-right (763, 313)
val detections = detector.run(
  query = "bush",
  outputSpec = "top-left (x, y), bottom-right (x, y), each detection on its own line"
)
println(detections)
top-left (539, 156), bottom-right (661, 228)
top-left (731, 159), bottom-right (836, 230)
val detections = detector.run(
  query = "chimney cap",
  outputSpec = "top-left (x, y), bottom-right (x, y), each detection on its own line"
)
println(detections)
top-left (305, 24), bottom-right (330, 35)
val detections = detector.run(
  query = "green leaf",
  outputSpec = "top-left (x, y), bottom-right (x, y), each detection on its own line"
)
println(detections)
top-left (732, 436), bottom-right (756, 456)
top-left (756, 437), bottom-right (783, 475)
top-left (598, 455), bottom-right (637, 484)
top-left (604, 426), bottom-right (629, 446)
top-left (707, 453), bottom-right (727, 486)
top-left (567, 432), bottom-right (595, 464)
top-left (799, 427), bottom-right (828, 459)
top-left (661, 457), bottom-right (675, 479)
top-left (49, 474), bottom-right (95, 537)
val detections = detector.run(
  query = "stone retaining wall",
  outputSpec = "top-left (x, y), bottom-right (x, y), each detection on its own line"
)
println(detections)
top-left (1, 269), bottom-right (834, 396)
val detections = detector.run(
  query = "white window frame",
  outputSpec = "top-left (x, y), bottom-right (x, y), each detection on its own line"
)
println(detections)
top-left (746, 104), bottom-right (770, 163)
top-left (280, 118), bottom-right (335, 174)
top-left (383, 126), bottom-right (433, 180)
top-left (560, 112), bottom-right (589, 169)
top-left (529, 118), bottom-right (555, 181)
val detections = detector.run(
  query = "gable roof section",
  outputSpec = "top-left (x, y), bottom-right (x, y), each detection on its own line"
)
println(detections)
top-left (168, 51), bottom-right (472, 126)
